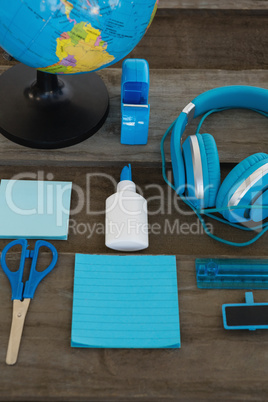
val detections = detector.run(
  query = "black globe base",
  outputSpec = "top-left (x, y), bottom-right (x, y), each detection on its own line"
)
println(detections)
top-left (0, 64), bottom-right (109, 149)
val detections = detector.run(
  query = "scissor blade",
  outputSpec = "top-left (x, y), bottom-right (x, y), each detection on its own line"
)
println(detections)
top-left (6, 298), bottom-right (31, 366)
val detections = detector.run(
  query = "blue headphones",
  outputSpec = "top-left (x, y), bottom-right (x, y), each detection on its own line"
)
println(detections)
top-left (161, 85), bottom-right (268, 247)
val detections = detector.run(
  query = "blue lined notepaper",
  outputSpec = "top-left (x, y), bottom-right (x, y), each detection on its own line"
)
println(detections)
top-left (71, 254), bottom-right (180, 349)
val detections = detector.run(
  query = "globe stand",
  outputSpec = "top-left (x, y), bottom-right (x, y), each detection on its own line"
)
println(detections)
top-left (0, 63), bottom-right (109, 149)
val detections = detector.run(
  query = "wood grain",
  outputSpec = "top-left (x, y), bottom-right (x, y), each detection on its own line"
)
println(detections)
top-left (0, 66), bottom-right (268, 166)
top-left (1, 9), bottom-right (268, 70)
top-left (0, 164), bottom-right (267, 400)
top-left (0, 4), bottom-right (267, 399)
top-left (130, 9), bottom-right (268, 70)
top-left (0, 164), bottom-right (266, 257)
top-left (1, 253), bottom-right (268, 401)
top-left (158, 0), bottom-right (268, 10)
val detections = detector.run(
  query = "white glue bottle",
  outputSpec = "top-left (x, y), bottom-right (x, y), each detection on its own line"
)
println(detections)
top-left (105, 164), bottom-right (149, 252)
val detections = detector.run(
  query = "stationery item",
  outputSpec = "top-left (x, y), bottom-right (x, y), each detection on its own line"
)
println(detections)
top-left (71, 254), bottom-right (180, 348)
top-left (1, 239), bottom-right (58, 365)
top-left (0, 179), bottom-right (72, 239)
top-left (196, 258), bottom-right (268, 289)
top-left (105, 164), bottom-right (149, 252)
top-left (161, 85), bottom-right (268, 247)
top-left (121, 59), bottom-right (150, 145)
top-left (222, 292), bottom-right (268, 331)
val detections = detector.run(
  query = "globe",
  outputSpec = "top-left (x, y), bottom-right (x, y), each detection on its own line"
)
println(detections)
top-left (0, 0), bottom-right (158, 74)
top-left (0, 0), bottom-right (158, 149)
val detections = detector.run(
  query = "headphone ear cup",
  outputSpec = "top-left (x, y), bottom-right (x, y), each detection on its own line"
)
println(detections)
top-left (199, 133), bottom-right (221, 207)
top-left (182, 133), bottom-right (220, 208)
top-left (216, 153), bottom-right (268, 223)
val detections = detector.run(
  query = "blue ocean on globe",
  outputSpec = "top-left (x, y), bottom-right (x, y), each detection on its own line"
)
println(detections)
top-left (0, 0), bottom-right (157, 74)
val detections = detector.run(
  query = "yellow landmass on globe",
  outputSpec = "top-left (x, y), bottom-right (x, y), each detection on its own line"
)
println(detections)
top-left (60, 0), bottom-right (74, 20)
top-left (56, 37), bottom-right (72, 60)
top-left (147, 0), bottom-right (158, 30)
top-left (38, 22), bottom-right (115, 74)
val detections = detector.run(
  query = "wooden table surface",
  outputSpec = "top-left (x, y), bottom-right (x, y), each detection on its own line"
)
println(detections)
top-left (1, 3), bottom-right (268, 400)
top-left (0, 79), bottom-right (268, 400)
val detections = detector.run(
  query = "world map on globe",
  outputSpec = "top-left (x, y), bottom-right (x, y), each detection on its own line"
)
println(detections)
top-left (0, 0), bottom-right (158, 74)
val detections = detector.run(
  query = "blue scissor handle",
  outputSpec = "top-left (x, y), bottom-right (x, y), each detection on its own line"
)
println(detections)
top-left (1, 239), bottom-right (58, 300)
top-left (23, 240), bottom-right (58, 299)
top-left (1, 239), bottom-right (29, 301)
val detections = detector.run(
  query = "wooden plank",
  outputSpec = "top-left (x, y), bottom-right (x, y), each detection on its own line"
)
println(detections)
top-left (130, 9), bottom-right (268, 70)
top-left (158, 0), bottom-right (268, 10)
top-left (0, 164), bottom-right (267, 400)
top-left (1, 9), bottom-right (268, 70)
top-left (0, 66), bottom-right (268, 165)
top-left (0, 164), bottom-right (266, 257)
top-left (1, 252), bottom-right (268, 401)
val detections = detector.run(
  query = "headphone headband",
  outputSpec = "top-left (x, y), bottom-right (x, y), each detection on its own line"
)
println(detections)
top-left (193, 85), bottom-right (268, 118)
top-left (171, 85), bottom-right (268, 195)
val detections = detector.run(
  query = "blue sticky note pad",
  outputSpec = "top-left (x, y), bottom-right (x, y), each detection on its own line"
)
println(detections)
top-left (0, 180), bottom-right (72, 239)
top-left (71, 255), bottom-right (180, 349)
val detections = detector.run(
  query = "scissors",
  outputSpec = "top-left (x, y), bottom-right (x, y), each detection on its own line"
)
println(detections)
top-left (1, 239), bottom-right (58, 365)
